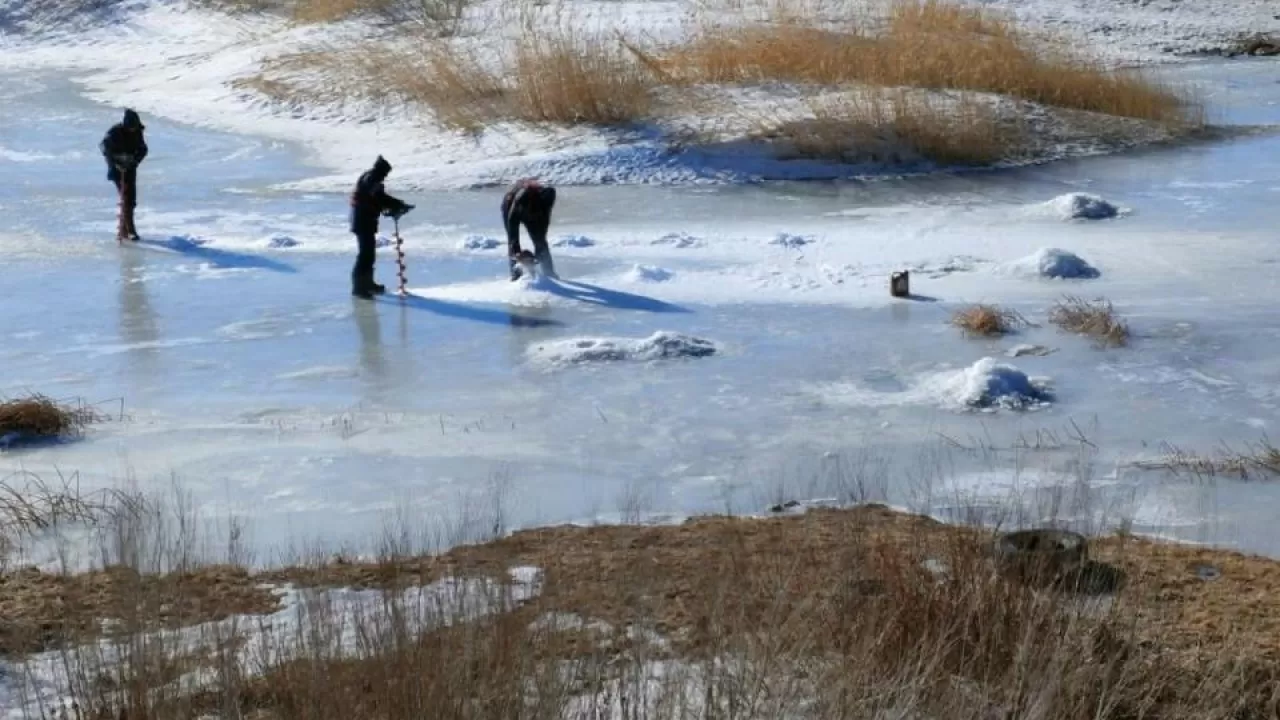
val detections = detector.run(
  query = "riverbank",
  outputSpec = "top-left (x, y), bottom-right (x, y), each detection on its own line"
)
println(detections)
top-left (3, 503), bottom-right (1278, 717)
top-left (5, 0), bottom-right (1271, 190)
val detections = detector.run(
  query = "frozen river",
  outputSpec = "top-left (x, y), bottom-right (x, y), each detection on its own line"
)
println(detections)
top-left (3, 61), bottom-right (1280, 564)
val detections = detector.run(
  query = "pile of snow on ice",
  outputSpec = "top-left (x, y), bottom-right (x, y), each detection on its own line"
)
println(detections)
top-left (1006, 248), bottom-right (1100, 279)
top-left (826, 358), bottom-right (1052, 411)
top-left (771, 233), bottom-right (815, 248)
top-left (528, 332), bottom-right (718, 367)
top-left (652, 232), bottom-right (704, 248)
top-left (625, 264), bottom-right (674, 283)
top-left (936, 357), bottom-right (1053, 410)
top-left (1046, 193), bottom-right (1122, 220)
top-left (459, 235), bottom-right (503, 251)
top-left (553, 235), bottom-right (596, 248)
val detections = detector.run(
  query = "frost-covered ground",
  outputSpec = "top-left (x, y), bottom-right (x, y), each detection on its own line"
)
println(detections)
top-left (3, 54), bottom-right (1280, 567)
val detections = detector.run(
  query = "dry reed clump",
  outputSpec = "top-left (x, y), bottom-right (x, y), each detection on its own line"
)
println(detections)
top-left (1132, 439), bottom-right (1280, 481)
top-left (0, 394), bottom-right (96, 444)
top-left (666, 0), bottom-right (1196, 126)
top-left (951, 303), bottom-right (1031, 337)
top-left (764, 89), bottom-right (1022, 167)
top-left (1048, 295), bottom-right (1130, 347)
top-left (36, 506), bottom-right (1280, 720)
top-left (345, 30), bottom-right (655, 131)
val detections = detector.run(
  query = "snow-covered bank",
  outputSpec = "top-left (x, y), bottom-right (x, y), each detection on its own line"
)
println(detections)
top-left (0, 0), bottom-right (1242, 191)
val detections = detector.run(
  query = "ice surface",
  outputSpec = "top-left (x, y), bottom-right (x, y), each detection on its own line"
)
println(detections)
top-left (526, 332), bottom-right (718, 368)
top-left (2, 60), bottom-right (1280, 567)
top-left (1004, 248), bottom-right (1101, 279)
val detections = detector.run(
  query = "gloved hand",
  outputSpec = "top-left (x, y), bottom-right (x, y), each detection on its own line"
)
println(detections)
top-left (112, 153), bottom-right (139, 172)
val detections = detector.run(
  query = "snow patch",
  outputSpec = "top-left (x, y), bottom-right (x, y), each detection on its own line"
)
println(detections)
top-left (277, 365), bottom-right (358, 381)
top-left (266, 234), bottom-right (300, 249)
top-left (1004, 248), bottom-right (1100, 279)
top-left (625, 264), bottom-right (674, 283)
top-left (771, 232), bottom-right (815, 248)
top-left (459, 235), bottom-right (503, 251)
top-left (527, 332), bottom-right (718, 368)
top-left (652, 232), bottom-right (704, 249)
top-left (1007, 344), bottom-right (1056, 358)
top-left (552, 235), bottom-right (596, 248)
top-left (1044, 193), bottom-right (1123, 220)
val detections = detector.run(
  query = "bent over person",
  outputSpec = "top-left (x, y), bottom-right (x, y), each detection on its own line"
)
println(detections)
top-left (100, 109), bottom-right (148, 242)
top-left (349, 155), bottom-right (413, 299)
top-left (502, 179), bottom-right (557, 281)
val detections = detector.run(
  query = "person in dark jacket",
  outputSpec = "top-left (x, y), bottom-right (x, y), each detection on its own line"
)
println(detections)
top-left (349, 155), bottom-right (413, 299)
top-left (100, 109), bottom-right (148, 242)
top-left (501, 179), bottom-right (557, 281)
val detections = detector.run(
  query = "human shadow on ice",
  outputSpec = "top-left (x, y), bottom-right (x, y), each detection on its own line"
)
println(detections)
top-left (543, 279), bottom-right (689, 314)
top-left (139, 236), bottom-right (297, 274)
top-left (381, 293), bottom-right (562, 329)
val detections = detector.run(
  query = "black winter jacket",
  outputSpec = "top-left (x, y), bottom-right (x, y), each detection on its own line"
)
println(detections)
top-left (349, 170), bottom-right (408, 235)
top-left (100, 124), bottom-right (148, 171)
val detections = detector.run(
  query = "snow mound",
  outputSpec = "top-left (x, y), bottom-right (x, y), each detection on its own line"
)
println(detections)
top-left (527, 332), bottom-right (718, 367)
top-left (652, 232), bottom-right (704, 249)
top-left (266, 235), bottom-right (299, 249)
top-left (932, 357), bottom-right (1054, 410)
top-left (553, 235), bottom-right (596, 248)
top-left (824, 358), bottom-right (1052, 411)
top-left (1046, 193), bottom-right (1122, 220)
top-left (459, 235), bottom-right (503, 251)
top-left (1005, 248), bottom-right (1100, 279)
top-left (1007, 344), bottom-right (1055, 358)
top-left (625, 265), bottom-right (674, 283)
top-left (771, 232), bottom-right (815, 248)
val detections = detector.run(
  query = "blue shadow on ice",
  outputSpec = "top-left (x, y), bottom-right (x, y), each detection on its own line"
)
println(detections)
top-left (545, 280), bottom-right (689, 314)
top-left (139, 236), bottom-right (297, 274)
top-left (383, 293), bottom-right (562, 329)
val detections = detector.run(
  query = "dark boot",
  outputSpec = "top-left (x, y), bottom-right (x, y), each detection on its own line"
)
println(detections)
top-left (371, 282), bottom-right (387, 295)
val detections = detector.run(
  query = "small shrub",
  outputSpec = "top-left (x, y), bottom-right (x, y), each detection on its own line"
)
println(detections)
top-left (951, 303), bottom-right (1030, 337)
top-left (1048, 295), bottom-right (1129, 347)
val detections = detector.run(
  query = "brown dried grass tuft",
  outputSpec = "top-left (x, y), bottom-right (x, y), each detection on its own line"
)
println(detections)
top-left (1048, 295), bottom-right (1130, 347)
top-left (951, 303), bottom-right (1031, 337)
top-left (0, 394), bottom-right (95, 443)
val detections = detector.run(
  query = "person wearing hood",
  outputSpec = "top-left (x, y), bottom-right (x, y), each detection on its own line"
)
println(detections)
top-left (349, 155), bottom-right (413, 299)
top-left (501, 178), bottom-right (557, 281)
top-left (100, 109), bottom-right (148, 242)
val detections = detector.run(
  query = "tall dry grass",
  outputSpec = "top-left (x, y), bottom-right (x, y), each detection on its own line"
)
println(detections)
top-left (766, 89), bottom-right (1020, 166)
top-left (668, 0), bottom-right (1195, 125)
top-left (358, 28), bottom-right (655, 131)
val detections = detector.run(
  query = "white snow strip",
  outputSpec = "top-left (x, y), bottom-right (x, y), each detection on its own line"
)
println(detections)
top-left (527, 332), bottom-right (719, 368)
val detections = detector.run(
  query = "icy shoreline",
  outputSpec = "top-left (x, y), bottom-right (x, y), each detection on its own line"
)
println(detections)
top-left (1, 0), bottom-right (1271, 191)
